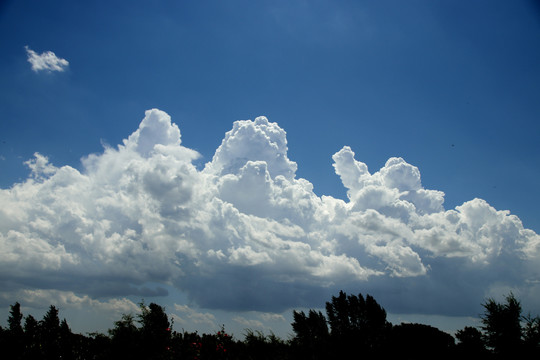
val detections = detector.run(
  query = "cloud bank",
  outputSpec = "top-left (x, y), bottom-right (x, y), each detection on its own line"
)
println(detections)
top-left (25, 46), bottom-right (69, 72)
top-left (1, 109), bottom-right (539, 318)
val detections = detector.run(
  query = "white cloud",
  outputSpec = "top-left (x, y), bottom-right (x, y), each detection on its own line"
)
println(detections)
top-left (0, 289), bottom-right (138, 314)
top-left (260, 312), bottom-right (286, 322)
top-left (173, 303), bottom-right (217, 328)
top-left (25, 46), bottom-right (69, 72)
top-left (1, 109), bottom-right (539, 321)
top-left (205, 116), bottom-right (297, 180)
top-left (233, 316), bottom-right (264, 329)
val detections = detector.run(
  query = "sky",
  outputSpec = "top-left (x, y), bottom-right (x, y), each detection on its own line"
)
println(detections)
top-left (1, 0), bottom-right (540, 339)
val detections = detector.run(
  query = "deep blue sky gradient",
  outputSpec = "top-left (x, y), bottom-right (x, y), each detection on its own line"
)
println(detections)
top-left (1, 0), bottom-right (539, 227)
top-left (1, 0), bottom-right (540, 338)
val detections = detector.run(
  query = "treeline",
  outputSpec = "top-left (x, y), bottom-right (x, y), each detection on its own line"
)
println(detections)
top-left (1, 291), bottom-right (539, 359)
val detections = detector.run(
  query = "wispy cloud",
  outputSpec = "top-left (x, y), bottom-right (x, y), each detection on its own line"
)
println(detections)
top-left (0, 289), bottom-right (138, 314)
top-left (173, 304), bottom-right (217, 328)
top-left (1, 109), bottom-right (539, 320)
top-left (25, 46), bottom-right (69, 72)
top-left (233, 316), bottom-right (264, 329)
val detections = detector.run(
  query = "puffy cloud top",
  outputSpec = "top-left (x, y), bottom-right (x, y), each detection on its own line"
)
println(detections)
top-left (25, 46), bottom-right (69, 72)
top-left (206, 116), bottom-right (298, 179)
top-left (1, 110), bottom-right (539, 317)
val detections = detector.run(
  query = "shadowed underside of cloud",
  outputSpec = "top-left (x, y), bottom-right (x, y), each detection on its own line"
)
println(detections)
top-left (1, 109), bottom-right (539, 316)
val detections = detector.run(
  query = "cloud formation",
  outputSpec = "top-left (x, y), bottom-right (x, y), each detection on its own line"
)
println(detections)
top-left (25, 46), bottom-right (69, 72)
top-left (1, 109), bottom-right (539, 318)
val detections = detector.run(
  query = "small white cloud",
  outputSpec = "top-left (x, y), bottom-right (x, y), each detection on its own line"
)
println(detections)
top-left (25, 46), bottom-right (69, 72)
top-left (233, 316), bottom-right (264, 329)
top-left (173, 303), bottom-right (217, 327)
top-left (24, 152), bottom-right (57, 179)
top-left (0, 289), bottom-right (138, 315)
top-left (260, 312), bottom-right (286, 322)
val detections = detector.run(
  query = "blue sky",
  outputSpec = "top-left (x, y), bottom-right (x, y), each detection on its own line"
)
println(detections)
top-left (1, 0), bottom-right (540, 338)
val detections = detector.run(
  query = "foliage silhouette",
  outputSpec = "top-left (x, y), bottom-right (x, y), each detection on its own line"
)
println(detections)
top-left (8, 302), bottom-right (24, 335)
top-left (455, 326), bottom-right (489, 358)
top-left (5, 302), bottom-right (24, 359)
top-left (1, 291), bottom-right (539, 359)
top-left (481, 292), bottom-right (523, 357)
top-left (138, 301), bottom-right (172, 360)
top-left (290, 309), bottom-right (329, 359)
top-left (324, 290), bottom-right (391, 357)
top-left (23, 314), bottom-right (40, 359)
top-left (241, 329), bottom-right (289, 360)
top-left (523, 313), bottom-right (540, 356)
top-left (389, 322), bottom-right (455, 359)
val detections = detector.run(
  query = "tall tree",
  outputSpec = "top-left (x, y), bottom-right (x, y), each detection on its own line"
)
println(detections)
top-left (5, 302), bottom-right (24, 360)
top-left (522, 313), bottom-right (540, 356)
top-left (109, 313), bottom-right (141, 359)
top-left (40, 305), bottom-right (61, 360)
top-left (481, 292), bottom-right (523, 356)
top-left (8, 302), bottom-right (24, 335)
top-left (138, 302), bottom-right (171, 359)
top-left (325, 291), bottom-right (391, 357)
top-left (291, 309), bottom-right (329, 360)
top-left (455, 326), bottom-right (488, 357)
top-left (23, 315), bottom-right (40, 359)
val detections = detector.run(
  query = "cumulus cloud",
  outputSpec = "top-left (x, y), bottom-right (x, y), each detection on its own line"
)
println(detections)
top-left (173, 304), bottom-right (217, 329)
top-left (233, 316), bottom-right (264, 329)
top-left (0, 289), bottom-right (138, 314)
top-left (25, 46), bottom-right (69, 72)
top-left (1, 109), bottom-right (539, 319)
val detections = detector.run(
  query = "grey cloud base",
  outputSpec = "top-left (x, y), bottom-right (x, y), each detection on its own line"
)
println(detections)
top-left (1, 109), bottom-right (539, 316)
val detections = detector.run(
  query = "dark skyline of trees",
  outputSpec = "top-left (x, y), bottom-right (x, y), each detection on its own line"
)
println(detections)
top-left (1, 292), bottom-right (539, 359)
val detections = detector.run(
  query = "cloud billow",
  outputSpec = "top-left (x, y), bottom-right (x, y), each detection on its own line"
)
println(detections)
top-left (1, 109), bottom-right (539, 316)
top-left (25, 46), bottom-right (69, 72)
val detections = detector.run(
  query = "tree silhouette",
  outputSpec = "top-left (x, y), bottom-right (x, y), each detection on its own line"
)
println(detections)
top-left (389, 323), bottom-right (455, 359)
top-left (5, 302), bottom-right (24, 359)
top-left (291, 309), bottom-right (329, 359)
top-left (138, 302), bottom-right (171, 360)
top-left (8, 302), bottom-right (24, 335)
top-left (522, 313), bottom-right (540, 356)
top-left (325, 291), bottom-right (390, 357)
top-left (3, 291), bottom-right (538, 359)
top-left (109, 313), bottom-right (141, 359)
top-left (481, 292), bottom-right (523, 357)
top-left (23, 314), bottom-right (40, 359)
top-left (241, 329), bottom-right (288, 360)
top-left (109, 302), bottom-right (172, 359)
top-left (39, 305), bottom-right (62, 360)
top-left (455, 326), bottom-right (488, 357)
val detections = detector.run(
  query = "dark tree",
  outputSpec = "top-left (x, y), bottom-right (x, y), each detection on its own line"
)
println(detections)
top-left (58, 318), bottom-right (76, 360)
top-left (109, 313), bottom-right (141, 359)
top-left (23, 314), bottom-right (40, 359)
top-left (138, 302), bottom-right (172, 359)
top-left (481, 292), bottom-right (523, 357)
top-left (8, 302), bottom-right (24, 335)
top-left (291, 309), bottom-right (329, 359)
top-left (242, 329), bottom-right (289, 360)
top-left (23, 314), bottom-right (38, 334)
top-left (325, 291), bottom-right (390, 357)
top-left (5, 302), bottom-right (24, 359)
top-left (456, 326), bottom-right (488, 358)
top-left (389, 323), bottom-right (455, 359)
top-left (522, 313), bottom-right (540, 356)
top-left (86, 332), bottom-right (112, 360)
top-left (39, 305), bottom-right (62, 360)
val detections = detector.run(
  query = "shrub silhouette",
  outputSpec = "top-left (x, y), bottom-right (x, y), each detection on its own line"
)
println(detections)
top-left (1, 291), bottom-right (539, 359)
